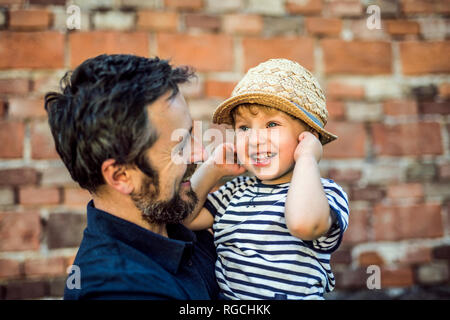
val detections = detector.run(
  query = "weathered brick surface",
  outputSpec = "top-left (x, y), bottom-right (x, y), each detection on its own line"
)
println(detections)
top-left (157, 33), bottom-right (233, 72)
top-left (0, 32), bottom-right (64, 69)
top-left (242, 36), bottom-right (314, 72)
top-left (322, 40), bottom-right (392, 75)
top-left (47, 213), bottom-right (86, 249)
top-left (0, 0), bottom-right (449, 300)
top-left (373, 204), bottom-right (443, 241)
top-left (69, 32), bottom-right (149, 68)
top-left (0, 212), bottom-right (41, 251)
top-left (0, 120), bottom-right (24, 158)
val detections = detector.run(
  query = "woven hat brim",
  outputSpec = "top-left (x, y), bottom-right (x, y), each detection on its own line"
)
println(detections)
top-left (212, 93), bottom-right (338, 145)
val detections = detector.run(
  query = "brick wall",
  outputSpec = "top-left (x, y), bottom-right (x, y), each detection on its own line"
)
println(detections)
top-left (0, 0), bottom-right (449, 299)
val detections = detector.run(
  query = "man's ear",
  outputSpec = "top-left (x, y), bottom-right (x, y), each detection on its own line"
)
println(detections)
top-left (101, 159), bottom-right (135, 195)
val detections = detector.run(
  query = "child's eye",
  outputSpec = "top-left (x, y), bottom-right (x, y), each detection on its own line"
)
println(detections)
top-left (267, 122), bottom-right (278, 128)
top-left (238, 125), bottom-right (249, 132)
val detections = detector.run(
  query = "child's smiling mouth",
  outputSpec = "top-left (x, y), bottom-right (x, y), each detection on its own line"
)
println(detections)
top-left (249, 152), bottom-right (277, 167)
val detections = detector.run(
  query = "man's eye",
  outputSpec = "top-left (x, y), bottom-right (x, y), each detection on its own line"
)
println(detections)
top-left (267, 122), bottom-right (278, 128)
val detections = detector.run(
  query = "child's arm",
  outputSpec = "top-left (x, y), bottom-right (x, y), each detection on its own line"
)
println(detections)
top-left (183, 143), bottom-right (246, 230)
top-left (285, 132), bottom-right (335, 241)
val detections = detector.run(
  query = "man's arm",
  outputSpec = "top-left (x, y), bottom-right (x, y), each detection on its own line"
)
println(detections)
top-left (284, 132), bottom-right (333, 241)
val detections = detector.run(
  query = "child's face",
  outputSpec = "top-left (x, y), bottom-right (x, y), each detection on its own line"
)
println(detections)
top-left (233, 106), bottom-right (309, 184)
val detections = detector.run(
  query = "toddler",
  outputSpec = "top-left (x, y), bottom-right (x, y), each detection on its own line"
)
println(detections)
top-left (184, 59), bottom-right (349, 300)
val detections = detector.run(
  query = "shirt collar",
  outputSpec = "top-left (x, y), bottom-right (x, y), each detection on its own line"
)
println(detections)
top-left (86, 200), bottom-right (195, 275)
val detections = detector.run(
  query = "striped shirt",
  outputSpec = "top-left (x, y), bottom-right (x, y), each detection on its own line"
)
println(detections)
top-left (204, 175), bottom-right (349, 300)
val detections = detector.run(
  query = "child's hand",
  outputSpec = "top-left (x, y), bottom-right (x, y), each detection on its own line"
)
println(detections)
top-left (206, 143), bottom-right (247, 178)
top-left (294, 131), bottom-right (323, 163)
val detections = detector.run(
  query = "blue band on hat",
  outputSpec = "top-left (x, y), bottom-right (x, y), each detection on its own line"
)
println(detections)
top-left (292, 102), bottom-right (324, 128)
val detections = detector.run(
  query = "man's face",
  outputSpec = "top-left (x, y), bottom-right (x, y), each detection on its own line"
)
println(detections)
top-left (130, 91), bottom-right (202, 225)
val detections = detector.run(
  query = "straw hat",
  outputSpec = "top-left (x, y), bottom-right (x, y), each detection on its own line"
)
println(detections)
top-left (212, 58), bottom-right (337, 145)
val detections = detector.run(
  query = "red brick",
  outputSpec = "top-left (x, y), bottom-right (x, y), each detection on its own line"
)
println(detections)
top-left (385, 20), bottom-right (420, 35)
top-left (387, 183), bottom-right (424, 200)
top-left (383, 99), bottom-right (418, 116)
top-left (439, 83), bottom-right (450, 99)
top-left (0, 168), bottom-right (39, 186)
top-left (400, 41), bottom-right (450, 75)
top-left (66, 255), bottom-right (76, 267)
top-left (30, 121), bottom-right (59, 159)
top-left (401, 0), bottom-right (450, 14)
top-left (0, 211), bottom-right (41, 251)
top-left (334, 268), bottom-right (368, 289)
top-left (0, 78), bottom-right (30, 94)
top-left (24, 257), bottom-right (66, 277)
top-left (0, 100), bottom-right (5, 118)
top-left (222, 14), bottom-right (263, 35)
top-left (352, 186), bottom-right (385, 202)
top-left (157, 33), bottom-right (233, 72)
top-left (8, 97), bottom-right (46, 119)
top-left (0, 0), bottom-right (22, 5)
top-left (324, 0), bottom-right (363, 17)
top-left (0, 120), bottom-right (24, 158)
top-left (19, 187), bottom-right (60, 205)
top-left (3, 280), bottom-right (48, 300)
top-left (330, 248), bottom-right (352, 265)
top-left (372, 122), bottom-right (443, 156)
top-left (204, 80), bottom-right (237, 99)
top-left (323, 122), bottom-right (366, 159)
top-left (185, 13), bottom-right (221, 31)
top-left (439, 163), bottom-right (450, 181)
top-left (47, 213), bottom-right (86, 249)
top-left (326, 100), bottom-right (345, 120)
top-left (305, 17), bottom-right (342, 37)
top-left (29, 0), bottom-right (65, 4)
top-left (63, 187), bottom-right (92, 206)
top-left (342, 208), bottom-right (370, 244)
top-left (373, 203), bottom-right (443, 241)
top-left (326, 81), bottom-right (365, 100)
top-left (358, 251), bottom-right (384, 267)
top-left (136, 11), bottom-right (179, 31)
top-left (433, 245), bottom-right (450, 260)
top-left (164, 0), bottom-right (203, 10)
top-left (285, 0), bottom-right (323, 15)
top-left (69, 32), bottom-right (149, 68)
top-left (0, 32), bottom-right (64, 69)
top-left (322, 39), bottom-right (392, 75)
top-left (9, 9), bottom-right (51, 30)
top-left (242, 36), bottom-right (314, 72)
top-left (328, 168), bottom-right (361, 183)
top-left (419, 102), bottom-right (450, 115)
top-left (397, 246), bottom-right (432, 265)
top-left (381, 267), bottom-right (414, 287)
top-left (0, 259), bottom-right (22, 279)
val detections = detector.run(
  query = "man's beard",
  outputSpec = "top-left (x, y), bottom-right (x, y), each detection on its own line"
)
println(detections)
top-left (130, 164), bottom-right (198, 225)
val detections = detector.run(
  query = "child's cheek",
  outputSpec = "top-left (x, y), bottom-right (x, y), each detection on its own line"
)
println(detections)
top-left (277, 139), bottom-right (298, 167)
top-left (235, 137), bottom-right (247, 164)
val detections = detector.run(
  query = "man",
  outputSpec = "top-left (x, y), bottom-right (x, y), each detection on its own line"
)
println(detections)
top-left (45, 54), bottom-right (219, 299)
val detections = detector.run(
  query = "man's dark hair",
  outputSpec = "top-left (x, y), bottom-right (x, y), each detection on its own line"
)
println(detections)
top-left (45, 54), bottom-right (194, 193)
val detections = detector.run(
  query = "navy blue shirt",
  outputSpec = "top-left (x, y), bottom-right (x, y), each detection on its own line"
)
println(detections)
top-left (64, 201), bottom-right (219, 300)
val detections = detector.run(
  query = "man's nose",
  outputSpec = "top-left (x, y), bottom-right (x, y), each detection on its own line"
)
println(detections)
top-left (189, 134), bottom-right (206, 164)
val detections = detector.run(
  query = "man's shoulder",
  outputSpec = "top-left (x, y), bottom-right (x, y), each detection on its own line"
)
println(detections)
top-left (66, 234), bottom-right (183, 300)
top-left (74, 231), bottom-right (162, 273)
